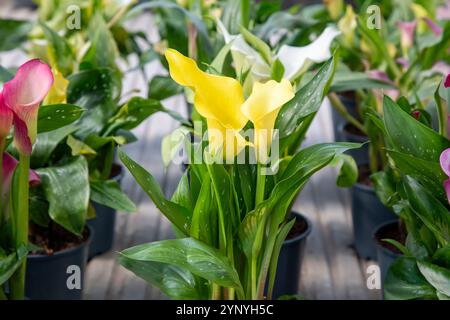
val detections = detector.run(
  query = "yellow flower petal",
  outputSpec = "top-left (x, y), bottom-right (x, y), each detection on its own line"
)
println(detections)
top-left (44, 69), bottom-right (68, 105)
top-left (165, 49), bottom-right (248, 130)
top-left (241, 78), bottom-right (294, 157)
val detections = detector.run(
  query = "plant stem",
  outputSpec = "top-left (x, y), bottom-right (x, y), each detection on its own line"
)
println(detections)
top-left (328, 93), bottom-right (366, 134)
top-left (9, 154), bottom-right (30, 300)
top-left (255, 164), bottom-right (266, 207)
top-left (0, 140), bottom-right (4, 227)
top-left (251, 255), bottom-right (258, 300)
top-left (240, 0), bottom-right (250, 29)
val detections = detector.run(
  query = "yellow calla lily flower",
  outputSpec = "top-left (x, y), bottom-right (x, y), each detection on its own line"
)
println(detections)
top-left (44, 69), bottom-right (69, 105)
top-left (241, 79), bottom-right (294, 161)
top-left (165, 49), bottom-right (249, 158)
top-left (338, 5), bottom-right (357, 46)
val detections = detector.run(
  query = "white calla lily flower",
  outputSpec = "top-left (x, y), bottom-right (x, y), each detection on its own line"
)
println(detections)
top-left (276, 26), bottom-right (341, 80)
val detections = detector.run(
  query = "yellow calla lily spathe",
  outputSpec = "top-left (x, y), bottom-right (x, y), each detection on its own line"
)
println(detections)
top-left (165, 49), bottom-right (294, 163)
top-left (44, 69), bottom-right (69, 105)
top-left (241, 79), bottom-right (294, 161)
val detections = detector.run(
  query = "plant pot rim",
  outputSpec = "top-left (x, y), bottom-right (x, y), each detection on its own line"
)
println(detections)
top-left (283, 211), bottom-right (312, 245)
top-left (27, 225), bottom-right (93, 261)
top-left (352, 181), bottom-right (376, 193)
top-left (338, 122), bottom-right (368, 143)
top-left (373, 219), bottom-right (403, 258)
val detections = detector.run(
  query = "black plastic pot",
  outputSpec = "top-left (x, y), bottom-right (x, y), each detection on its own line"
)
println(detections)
top-left (351, 183), bottom-right (396, 260)
top-left (87, 164), bottom-right (124, 259)
top-left (338, 122), bottom-right (369, 165)
top-left (374, 220), bottom-right (403, 284)
top-left (271, 212), bottom-right (312, 299)
top-left (25, 227), bottom-right (92, 300)
top-left (331, 93), bottom-right (359, 141)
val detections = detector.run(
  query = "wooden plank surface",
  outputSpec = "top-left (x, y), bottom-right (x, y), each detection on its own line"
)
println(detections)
top-left (1, 0), bottom-right (382, 300)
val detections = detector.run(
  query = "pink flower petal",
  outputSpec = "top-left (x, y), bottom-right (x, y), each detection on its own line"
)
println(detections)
top-left (437, 3), bottom-right (450, 20)
top-left (398, 20), bottom-right (417, 48)
top-left (1, 152), bottom-right (40, 201)
top-left (3, 59), bottom-right (53, 145)
top-left (440, 148), bottom-right (450, 177)
top-left (396, 58), bottom-right (410, 69)
top-left (444, 179), bottom-right (450, 205)
top-left (0, 92), bottom-right (13, 141)
top-left (445, 73), bottom-right (450, 88)
top-left (12, 113), bottom-right (32, 156)
top-left (423, 18), bottom-right (443, 37)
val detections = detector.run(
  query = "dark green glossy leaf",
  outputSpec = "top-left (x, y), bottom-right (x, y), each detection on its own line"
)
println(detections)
top-left (384, 257), bottom-right (437, 300)
top-left (417, 260), bottom-right (450, 296)
top-left (90, 180), bottom-right (136, 212)
top-left (276, 57), bottom-right (335, 139)
top-left (433, 246), bottom-right (450, 269)
top-left (148, 75), bottom-right (183, 101)
top-left (118, 255), bottom-right (203, 299)
top-left (383, 95), bottom-right (450, 162)
top-left (37, 104), bottom-right (84, 133)
top-left (119, 237), bottom-right (243, 292)
top-left (36, 157), bottom-right (90, 235)
top-left (118, 149), bottom-right (191, 235)
top-left (403, 176), bottom-right (450, 246)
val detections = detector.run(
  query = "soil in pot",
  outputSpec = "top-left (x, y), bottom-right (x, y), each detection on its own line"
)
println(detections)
top-left (26, 223), bottom-right (91, 300)
top-left (88, 163), bottom-right (124, 259)
top-left (351, 165), bottom-right (397, 260)
top-left (270, 212), bottom-right (311, 299)
top-left (374, 220), bottom-right (405, 286)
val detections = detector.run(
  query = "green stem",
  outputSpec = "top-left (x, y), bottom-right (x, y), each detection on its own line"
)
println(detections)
top-left (255, 164), bottom-right (266, 207)
top-left (240, 0), bottom-right (250, 29)
top-left (9, 154), bottom-right (30, 300)
top-left (212, 283), bottom-right (221, 300)
top-left (0, 140), bottom-right (4, 227)
top-left (328, 93), bottom-right (366, 135)
top-left (251, 255), bottom-right (258, 300)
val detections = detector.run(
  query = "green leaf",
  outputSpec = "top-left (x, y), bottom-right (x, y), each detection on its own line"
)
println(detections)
top-left (0, 65), bottom-right (13, 83)
top-left (403, 176), bottom-right (450, 246)
top-left (40, 22), bottom-right (74, 75)
top-left (36, 157), bottom-right (90, 236)
top-left (433, 246), bottom-right (450, 269)
top-left (239, 26), bottom-right (272, 65)
top-left (161, 127), bottom-right (190, 168)
top-left (148, 75), bottom-right (183, 101)
top-left (118, 149), bottom-right (191, 235)
top-left (331, 70), bottom-right (396, 92)
top-left (383, 95), bottom-right (450, 162)
top-left (37, 104), bottom-right (84, 133)
top-left (333, 154), bottom-right (358, 187)
top-left (270, 59), bottom-right (285, 82)
top-left (384, 257), bottom-right (437, 300)
top-left (67, 135), bottom-right (97, 156)
top-left (0, 19), bottom-right (32, 51)
top-left (0, 245), bottom-right (28, 286)
top-left (82, 13), bottom-right (119, 70)
top-left (118, 256), bottom-right (203, 299)
top-left (371, 170), bottom-right (398, 208)
top-left (90, 180), bottom-right (136, 212)
top-left (190, 175), bottom-right (214, 244)
top-left (171, 171), bottom-right (194, 212)
top-left (119, 238), bottom-right (243, 292)
top-left (276, 57), bottom-right (335, 139)
top-left (417, 260), bottom-right (450, 296)
top-left (31, 125), bottom-right (78, 168)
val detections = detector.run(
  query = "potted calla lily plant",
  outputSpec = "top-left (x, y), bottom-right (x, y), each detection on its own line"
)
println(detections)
top-left (117, 48), bottom-right (360, 300)
top-left (324, 0), bottom-right (450, 259)
top-left (0, 59), bottom-right (92, 300)
top-left (367, 74), bottom-right (450, 299)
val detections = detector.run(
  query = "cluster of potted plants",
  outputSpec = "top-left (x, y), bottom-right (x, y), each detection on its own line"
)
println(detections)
top-left (0, 0), bottom-right (449, 300)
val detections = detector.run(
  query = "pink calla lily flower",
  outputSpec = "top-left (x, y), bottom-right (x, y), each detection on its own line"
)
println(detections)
top-left (1, 152), bottom-right (40, 207)
top-left (445, 73), bottom-right (450, 88)
top-left (1, 59), bottom-right (53, 155)
top-left (398, 20), bottom-right (417, 51)
top-left (437, 2), bottom-right (450, 20)
top-left (440, 149), bottom-right (450, 204)
top-left (0, 92), bottom-right (13, 142)
top-left (423, 18), bottom-right (443, 36)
